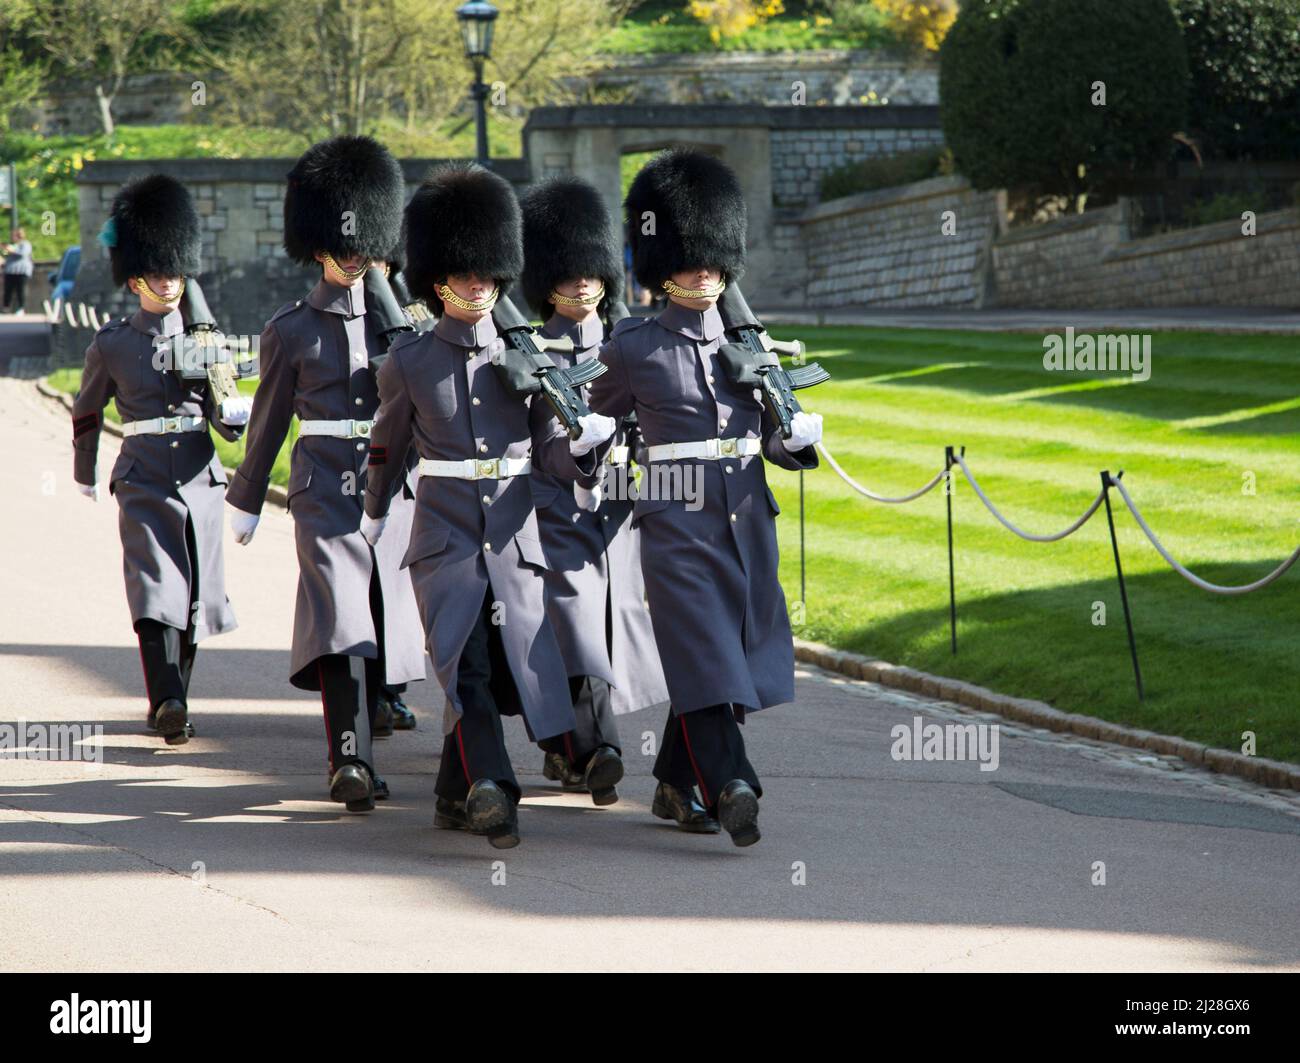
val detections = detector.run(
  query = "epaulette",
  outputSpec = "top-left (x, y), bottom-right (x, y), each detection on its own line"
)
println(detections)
top-left (96, 316), bottom-right (130, 336)
top-left (611, 315), bottom-right (651, 338)
top-left (388, 330), bottom-right (426, 357)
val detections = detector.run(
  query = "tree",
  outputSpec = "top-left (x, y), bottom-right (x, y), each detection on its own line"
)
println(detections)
top-left (939, 0), bottom-right (1189, 207)
top-left (194, 0), bottom-right (621, 147)
top-left (7, 0), bottom-right (181, 139)
top-left (1170, 0), bottom-right (1300, 161)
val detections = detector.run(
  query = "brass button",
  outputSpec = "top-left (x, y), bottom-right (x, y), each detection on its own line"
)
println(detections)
top-left (356, 442), bottom-right (365, 451)
top-left (354, 397), bottom-right (363, 406)
top-left (484, 541), bottom-right (492, 551)
top-left (725, 465), bottom-right (734, 474)
top-left (472, 397), bottom-right (481, 406)
top-left (482, 495), bottom-right (491, 504)
top-left (707, 375), bottom-right (715, 384)
top-left (170, 440), bottom-right (179, 449)
top-left (730, 513), bottom-right (737, 522)
top-left (720, 418), bottom-right (728, 429)
top-left (479, 443), bottom-right (488, 453)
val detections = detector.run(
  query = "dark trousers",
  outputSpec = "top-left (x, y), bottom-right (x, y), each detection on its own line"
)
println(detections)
top-left (653, 704), bottom-right (762, 812)
top-left (435, 587), bottom-right (521, 804)
top-left (135, 619), bottom-right (197, 713)
top-left (317, 654), bottom-right (376, 777)
top-left (539, 675), bottom-right (620, 768)
top-left (3, 273), bottom-right (26, 311)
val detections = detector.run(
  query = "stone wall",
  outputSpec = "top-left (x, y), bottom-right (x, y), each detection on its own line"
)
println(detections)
top-left (792, 176), bottom-right (1003, 308)
top-left (770, 124), bottom-right (945, 207)
top-left (68, 158), bottom-right (530, 359)
top-left (576, 50), bottom-right (938, 107)
top-left (993, 205), bottom-right (1300, 309)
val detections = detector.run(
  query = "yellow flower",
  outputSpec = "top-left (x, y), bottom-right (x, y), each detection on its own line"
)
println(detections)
top-left (26, 178), bottom-right (38, 189)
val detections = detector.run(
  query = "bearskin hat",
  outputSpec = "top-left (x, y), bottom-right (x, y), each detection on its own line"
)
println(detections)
top-left (519, 176), bottom-right (624, 320)
top-left (283, 135), bottom-right (405, 267)
top-left (403, 163), bottom-right (523, 313)
top-left (104, 174), bottom-right (202, 288)
top-left (624, 149), bottom-right (747, 292)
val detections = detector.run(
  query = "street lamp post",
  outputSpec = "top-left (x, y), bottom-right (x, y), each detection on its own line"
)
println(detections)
top-left (455, 1), bottom-right (500, 165)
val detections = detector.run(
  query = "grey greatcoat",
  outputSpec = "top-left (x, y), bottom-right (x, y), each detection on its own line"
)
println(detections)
top-left (530, 312), bottom-right (668, 716)
top-left (363, 313), bottom-right (593, 741)
top-left (586, 300), bottom-right (818, 716)
top-left (72, 307), bottom-right (240, 639)
top-left (225, 278), bottom-right (425, 690)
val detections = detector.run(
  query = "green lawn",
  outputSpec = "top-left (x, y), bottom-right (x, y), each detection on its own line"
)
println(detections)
top-left (49, 324), bottom-right (1300, 762)
top-left (761, 327), bottom-right (1300, 764)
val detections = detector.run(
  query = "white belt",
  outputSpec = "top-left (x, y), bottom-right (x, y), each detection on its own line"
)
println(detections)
top-left (299, 419), bottom-right (372, 439)
top-left (418, 457), bottom-right (532, 479)
top-left (645, 436), bottom-right (760, 462)
top-left (605, 445), bottom-right (630, 467)
top-left (121, 415), bottom-right (206, 437)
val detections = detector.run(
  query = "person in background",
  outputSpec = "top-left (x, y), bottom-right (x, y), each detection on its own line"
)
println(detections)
top-left (3, 227), bottom-right (33, 313)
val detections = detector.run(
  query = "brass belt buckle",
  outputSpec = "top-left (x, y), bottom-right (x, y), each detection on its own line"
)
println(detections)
top-left (478, 458), bottom-right (500, 478)
top-left (353, 420), bottom-right (372, 438)
top-left (720, 438), bottom-right (737, 457)
top-left (163, 416), bottom-right (183, 434)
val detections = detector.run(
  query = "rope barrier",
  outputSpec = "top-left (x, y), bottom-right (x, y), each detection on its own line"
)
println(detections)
top-left (812, 441), bottom-right (1296, 593)
top-left (1106, 474), bottom-right (1300, 595)
top-left (815, 441), bottom-right (946, 503)
top-left (953, 452), bottom-right (1106, 543)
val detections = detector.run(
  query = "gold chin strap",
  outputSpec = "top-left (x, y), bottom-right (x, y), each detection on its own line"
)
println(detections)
top-left (135, 276), bottom-right (185, 307)
top-left (438, 283), bottom-right (499, 313)
top-left (550, 283), bottom-right (605, 308)
top-left (321, 252), bottom-right (371, 283)
top-left (663, 277), bottom-right (726, 301)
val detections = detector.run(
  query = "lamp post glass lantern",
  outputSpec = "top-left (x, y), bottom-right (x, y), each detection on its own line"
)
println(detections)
top-left (456, 1), bottom-right (499, 164)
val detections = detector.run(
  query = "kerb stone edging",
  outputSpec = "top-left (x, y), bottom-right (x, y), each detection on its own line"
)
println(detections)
top-left (794, 637), bottom-right (1300, 792)
top-left (36, 376), bottom-right (289, 508)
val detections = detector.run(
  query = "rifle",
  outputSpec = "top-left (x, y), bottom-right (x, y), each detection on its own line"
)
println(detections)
top-left (491, 293), bottom-right (607, 439)
top-left (362, 266), bottom-right (413, 370)
top-left (175, 278), bottom-right (258, 409)
top-left (388, 268), bottom-right (434, 330)
top-left (716, 283), bottom-right (828, 439)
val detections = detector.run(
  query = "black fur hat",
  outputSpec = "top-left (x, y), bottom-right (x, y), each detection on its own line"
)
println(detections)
top-left (283, 135), bottom-right (405, 267)
top-left (403, 163), bottom-right (523, 313)
top-left (625, 149), bottom-right (747, 292)
top-left (104, 174), bottom-right (201, 287)
top-left (519, 176), bottom-right (624, 320)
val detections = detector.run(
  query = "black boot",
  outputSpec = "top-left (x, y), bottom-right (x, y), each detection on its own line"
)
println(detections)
top-left (434, 796), bottom-right (468, 831)
top-left (386, 692), bottom-right (417, 730)
top-left (717, 779), bottom-right (760, 847)
top-left (148, 698), bottom-right (190, 745)
top-left (373, 776), bottom-right (390, 801)
top-left (372, 696), bottom-right (395, 738)
top-left (466, 779), bottom-right (519, 849)
top-left (583, 746), bottom-right (623, 807)
top-left (329, 764), bottom-right (375, 813)
top-left (542, 751), bottom-right (586, 791)
top-left (651, 782), bottom-right (721, 834)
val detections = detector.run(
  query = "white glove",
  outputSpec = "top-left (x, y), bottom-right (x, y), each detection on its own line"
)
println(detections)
top-left (569, 413), bottom-right (617, 457)
top-left (782, 411), bottom-right (823, 451)
top-left (229, 506), bottom-right (260, 545)
top-left (220, 396), bottom-right (253, 426)
top-left (360, 512), bottom-right (387, 546)
top-left (574, 481), bottom-right (603, 513)
top-left (79, 482), bottom-right (99, 502)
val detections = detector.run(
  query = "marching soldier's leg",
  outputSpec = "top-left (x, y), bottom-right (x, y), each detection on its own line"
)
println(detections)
top-left (434, 589), bottom-right (520, 849)
top-left (366, 563), bottom-right (416, 736)
top-left (651, 707), bottom-right (721, 834)
top-left (671, 705), bottom-right (762, 847)
top-left (136, 619), bottom-right (191, 744)
top-left (317, 654), bottom-right (377, 812)
top-left (539, 675), bottom-right (623, 804)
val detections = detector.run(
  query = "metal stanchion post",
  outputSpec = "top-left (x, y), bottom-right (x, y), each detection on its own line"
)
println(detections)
top-left (1102, 470), bottom-right (1144, 702)
top-left (946, 445), bottom-right (958, 656)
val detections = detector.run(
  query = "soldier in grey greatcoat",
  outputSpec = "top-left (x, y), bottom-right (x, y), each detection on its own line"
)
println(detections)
top-left (518, 176), bottom-right (669, 805)
top-left (587, 150), bottom-right (824, 846)
top-left (225, 136), bottom-right (425, 812)
top-left (72, 174), bottom-right (252, 744)
top-left (361, 163), bottom-right (617, 849)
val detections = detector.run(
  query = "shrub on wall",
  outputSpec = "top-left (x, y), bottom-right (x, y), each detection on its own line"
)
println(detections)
top-left (819, 146), bottom-right (953, 201)
top-left (938, 0), bottom-right (1189, 206)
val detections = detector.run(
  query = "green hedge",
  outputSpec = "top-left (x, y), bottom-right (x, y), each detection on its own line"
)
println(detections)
top-left (819, 147), bottom-right (953, 201)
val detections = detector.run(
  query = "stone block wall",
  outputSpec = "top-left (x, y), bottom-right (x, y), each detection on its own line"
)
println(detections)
top-left (770, 124), bottom-right (945, 207)
top-left (795, 176), bottom-right (1002, 308)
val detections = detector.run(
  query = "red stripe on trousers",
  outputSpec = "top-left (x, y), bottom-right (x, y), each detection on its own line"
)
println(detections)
top-left (679, 715), bottom-right (710, 808)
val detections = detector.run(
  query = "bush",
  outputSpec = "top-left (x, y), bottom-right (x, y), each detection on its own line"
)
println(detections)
top-left (1170, 0), bottom-right (1300, 161)
top-left (819, 146), bottom-right (953, 201)
top-left (939, 0), bottom-right (1189, 204)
